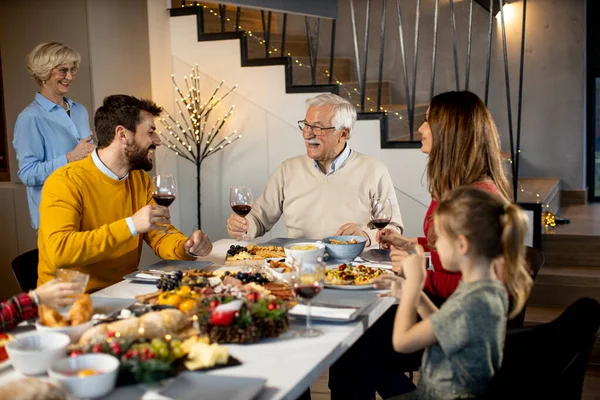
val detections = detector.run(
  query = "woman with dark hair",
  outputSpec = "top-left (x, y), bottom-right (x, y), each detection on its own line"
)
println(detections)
top-left (378, 90), bottom-right (510, 300)
top-left (329, 90), bottom-right (511, 399)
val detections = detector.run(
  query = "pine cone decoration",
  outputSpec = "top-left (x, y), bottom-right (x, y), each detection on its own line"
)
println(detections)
top-left (206, 324), bottom-right (260, 344)
top-left (256, 317), bottom-right (289, 339)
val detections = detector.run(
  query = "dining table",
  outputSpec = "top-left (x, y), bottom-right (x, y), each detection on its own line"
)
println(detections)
top-left (0, 238), bottom-right (397, 400)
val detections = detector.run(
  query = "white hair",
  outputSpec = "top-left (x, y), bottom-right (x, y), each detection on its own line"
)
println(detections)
top-left (306, 93), bottom-right (357, 134)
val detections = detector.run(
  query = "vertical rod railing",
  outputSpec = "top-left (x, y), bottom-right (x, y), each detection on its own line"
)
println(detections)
top-left (350, 0), bottom-right (363, 97)
top-left (281, 13), bottom-right (288, 56)
top-left (196, 5), bottom-right (205, 35)
top-left (465, 0), bottom-right (473, 90)
top-left (360, 0), bottom-right (372, 112)
top-left (484, 0), bottom-right (494, 104)
top-left (515, 0), bottom-right (527, 200)
top-left (377, 0), bottom-right (387, 111)
top-left (305, 17), bottom-right (320, 86)
top-left (449, 0), bottom-right (460, 91)
top-left (499, 0), bottom-right (517, 199)
top-left (410, 0), bottom-right (421, 140)
top-left (430, 0), bottom-right (439, 100)
top-left (261, 11), bottom-right (272, 58)
top-left (396, 0), bottom-right (412, 137)
top-left (219, 4), bottom-right (226, 32)
top-left (329, 19), bottom-right (337, 85)
top-left (235, 7), bottom-right (241, 31)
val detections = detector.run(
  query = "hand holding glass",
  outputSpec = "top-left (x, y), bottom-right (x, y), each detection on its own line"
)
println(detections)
top-left (230, 186), bottom-right (253, 241)
top-left (152, 174), bottom-right (177, 234)
top-left (55, 269), bottom-right (89, 295)
top-left (371, 198), bottom-right (392, 249)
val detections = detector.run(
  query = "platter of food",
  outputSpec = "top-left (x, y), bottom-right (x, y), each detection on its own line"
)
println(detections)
top-left (324, 263), bottom-right (389, 290)
top-left (123, 260), bottom-right (214, 283)
top-left (225, 244), bottom-right (286, 266)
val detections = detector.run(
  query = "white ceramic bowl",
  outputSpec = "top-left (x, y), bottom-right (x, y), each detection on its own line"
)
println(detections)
top-left (35, 319), bottom-right (94, 344)
top-left (284, 242), bottom-right (326, 265)
top-left (49, 353), bottom-right (120, 399)
top-left (6, 332), bottom-right (70, 375)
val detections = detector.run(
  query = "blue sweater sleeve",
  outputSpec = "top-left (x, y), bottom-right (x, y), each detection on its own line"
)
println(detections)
top-left (13, 112), bottom-right (69, 187)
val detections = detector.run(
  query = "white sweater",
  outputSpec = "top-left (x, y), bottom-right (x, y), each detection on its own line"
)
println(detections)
top-left (246, 151), bottom-right (404, 243)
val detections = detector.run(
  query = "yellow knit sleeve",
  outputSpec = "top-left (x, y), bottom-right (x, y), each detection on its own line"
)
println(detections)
top-left (39, 173), bottom-right (133, 270)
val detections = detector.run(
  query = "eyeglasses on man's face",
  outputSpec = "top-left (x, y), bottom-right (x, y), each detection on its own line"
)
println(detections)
top-left (55, 66), bottom-right (79, 78)
top-left (298, 120), bottom-right (337, 136)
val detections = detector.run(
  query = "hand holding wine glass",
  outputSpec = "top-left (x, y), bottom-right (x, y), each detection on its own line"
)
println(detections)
top-left (292, 259), bottom-right (325, 338)
top-left (229, 186), bottom-right (253, 241)
top-left (152, 174), bottom-right (177, 234)
top-left (371, 198), bottom-right (392, 249)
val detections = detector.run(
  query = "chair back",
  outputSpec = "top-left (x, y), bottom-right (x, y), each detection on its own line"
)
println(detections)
top-left (481, 297), bottom-right (600, 399)
top-left (11, 249), bottom-right (39, 292)
top-left (507, 245), bottom-right (545, 329)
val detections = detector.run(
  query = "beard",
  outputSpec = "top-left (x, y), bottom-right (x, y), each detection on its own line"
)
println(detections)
top-left (125, 142), bottom-right (155, 171)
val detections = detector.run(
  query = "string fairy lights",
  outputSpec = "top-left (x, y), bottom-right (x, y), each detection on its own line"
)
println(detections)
top-left (158, 65), bottom-right (241, 229)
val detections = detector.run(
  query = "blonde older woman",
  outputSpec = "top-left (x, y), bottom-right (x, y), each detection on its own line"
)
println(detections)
top-left (13, 41), bottom-right (95, 229)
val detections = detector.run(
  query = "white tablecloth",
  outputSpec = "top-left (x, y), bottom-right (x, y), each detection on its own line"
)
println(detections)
top-left (0, 239), bottom-right (396, 400)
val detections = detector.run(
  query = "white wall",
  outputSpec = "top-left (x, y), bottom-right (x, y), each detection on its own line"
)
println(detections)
top-left (147, 13), bottom-right (430, 243)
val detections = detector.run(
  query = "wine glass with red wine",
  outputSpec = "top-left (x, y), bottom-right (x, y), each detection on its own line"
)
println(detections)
top-left (292, 258), bottom-right (325, 338)
top-left (152, 174), bottom-right (177, 234)
top-left (371, 198), bottom-right (392, 249)
top-left (229, 186), bottom-right (253, 241)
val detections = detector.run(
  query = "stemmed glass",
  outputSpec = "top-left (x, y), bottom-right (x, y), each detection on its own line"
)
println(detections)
top-left (371, 198), bottom-right (392, 249)
top-left (291, 258), bottom-right (326, 338)
top-left (229, 186), bottom-right (253, 241)
top-left (152, 174), bottom-right (177, 234)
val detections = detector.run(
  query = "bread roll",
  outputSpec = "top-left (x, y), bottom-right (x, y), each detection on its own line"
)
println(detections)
top-left (69, 294), bottom-right (93, 326)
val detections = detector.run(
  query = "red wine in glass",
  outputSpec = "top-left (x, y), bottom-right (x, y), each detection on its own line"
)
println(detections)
top-left (232, 204), bottom-right (252, 217)
top-left (294, 284), bottom-right (322, 300)
top-left (371, 219), bottom-right (390, 230)
top-left (153, 195), bottom-right (176, 207)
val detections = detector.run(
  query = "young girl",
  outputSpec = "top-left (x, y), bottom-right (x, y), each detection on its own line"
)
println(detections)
top-left (375, 187), bottom-right (532, 399)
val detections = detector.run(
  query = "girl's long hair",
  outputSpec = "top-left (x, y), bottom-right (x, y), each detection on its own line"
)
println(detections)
top-left (435, 187), bottom-right (532, 319)
top-left (427, 91), bottom-right (511, 202)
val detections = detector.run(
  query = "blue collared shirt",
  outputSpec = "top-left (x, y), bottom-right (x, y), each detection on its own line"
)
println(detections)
top-left (90, 150), bottom-right (137, 237)
top-left (13, 93), bottom-right (91, 229)
top-left (313, 144), bottom-right (352, 176)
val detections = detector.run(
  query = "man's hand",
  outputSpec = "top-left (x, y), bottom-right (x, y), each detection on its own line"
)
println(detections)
top-left (227, 213), bottom-right (248, 240)
top-left (184, 230), bottom-right (212, 257)
top-left (66, 136), bottom-right (95, 162)
top-left (334, 223), bottom-right (370, 245)
top-left (132, 205), bottom-right (170, 234)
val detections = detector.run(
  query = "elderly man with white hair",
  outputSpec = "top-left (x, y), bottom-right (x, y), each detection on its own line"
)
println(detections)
top-left (227, 93), bottom-right (403, 244)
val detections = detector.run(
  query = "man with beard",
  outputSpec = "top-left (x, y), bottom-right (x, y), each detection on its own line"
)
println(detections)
top-left (37, 95), bottom-right (212, 293)
top-left (227, 93), bottom-right (403, 244)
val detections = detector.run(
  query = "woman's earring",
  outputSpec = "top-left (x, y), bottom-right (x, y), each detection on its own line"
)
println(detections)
top-left (42, 80), bottom-right (46, 84)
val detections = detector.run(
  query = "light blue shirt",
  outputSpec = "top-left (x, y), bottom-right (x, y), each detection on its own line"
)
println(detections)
top-left (313, 143), bottom-right (352, 176)
top-left (13, 93), bottom-right (91, 229)
top-left (90, 150), bottom-right (137, 237)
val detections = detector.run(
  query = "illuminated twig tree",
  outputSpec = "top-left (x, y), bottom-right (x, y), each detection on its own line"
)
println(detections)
top-left (158, 66), bottom-right (241, 230)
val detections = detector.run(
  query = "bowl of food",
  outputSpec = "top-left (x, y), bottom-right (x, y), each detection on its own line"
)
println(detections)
top-left (48, 353), bottom-right (119, 399)
top-left (6, 332), bottom-right (70, 375)
top-left (36, 294), bottom-right (94, 343)
top-left (322, 235), bottom-right (367, 262)
top-left (284, 242), bottom-right (326, 265)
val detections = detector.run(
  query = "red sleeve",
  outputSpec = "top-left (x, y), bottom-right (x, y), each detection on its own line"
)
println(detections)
top-left (0, 293), bottom-right (38, 332)
top-left (423, 269), bottom-right (462, 298)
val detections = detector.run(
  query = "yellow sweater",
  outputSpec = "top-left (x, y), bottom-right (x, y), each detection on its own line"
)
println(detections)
top-left (37, 156), bottom-right (193, 293)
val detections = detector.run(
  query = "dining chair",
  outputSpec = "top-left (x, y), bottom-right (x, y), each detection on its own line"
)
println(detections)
top-left (479, 297), bottom-right (600, 399)
top-left (11, 249), bottom-right (39, 292)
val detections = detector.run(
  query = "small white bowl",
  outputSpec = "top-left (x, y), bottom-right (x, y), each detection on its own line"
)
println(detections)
top-left (284, 242), bottom-right (326, 265)
top-left (35, 320), bottom-right (94, 344)
top-left (6, 332), bottom-right (70, 375)
top-left (49, 353), bottom-right (119, 399)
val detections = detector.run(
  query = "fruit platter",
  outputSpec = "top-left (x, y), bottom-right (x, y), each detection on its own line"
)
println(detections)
top-left (225, 244), bottom-right (286, 266)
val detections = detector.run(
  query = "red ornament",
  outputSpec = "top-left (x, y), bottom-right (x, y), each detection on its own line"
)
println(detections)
top-left (209, 300), bottom-right (220, 308)
top-left (246, 292), bottom-right (259, 302)
top-left (92, 344), bottom-right (103, 353)
top-left (107, 331), bottom-right (116, 338)
top-left (268, 303), bottom-right (276, 311)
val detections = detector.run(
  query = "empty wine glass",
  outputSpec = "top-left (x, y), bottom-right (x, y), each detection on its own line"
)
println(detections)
top-left (291, 258), bottom-right (325, 338)
top-left (229, 186), bottom-right (253, 241)
top-left (371, 198), bottom-right (392, 249)
top-left (152, 174), bottom-right (177, 234)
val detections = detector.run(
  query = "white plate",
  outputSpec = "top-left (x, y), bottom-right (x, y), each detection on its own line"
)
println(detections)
top-left (324, 283), bottom-right (376, 290)
top-left (0, 358), bottom-right (10, 370)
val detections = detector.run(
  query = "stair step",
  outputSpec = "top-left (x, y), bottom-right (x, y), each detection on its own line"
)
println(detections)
top-left (543, 234), bottom-right (600, 267)
top-left (339, 81), bottom-right (393, 109)
top-left (516, 177), bottom-right (561, 215)
top-left (524, 305), bottom-right (563, 325)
